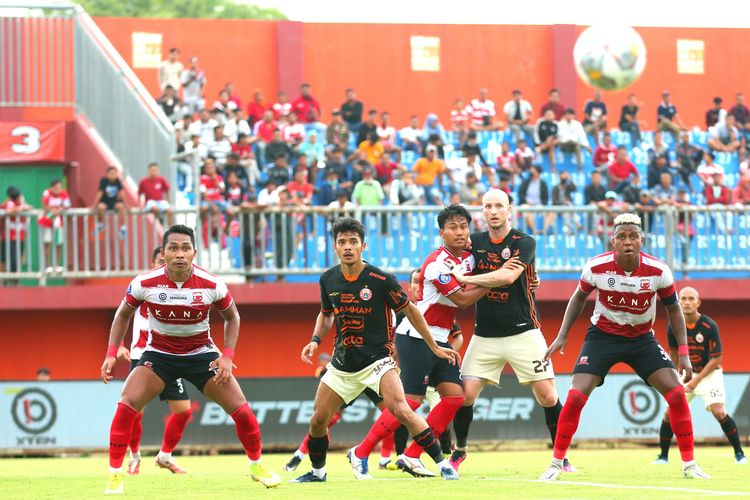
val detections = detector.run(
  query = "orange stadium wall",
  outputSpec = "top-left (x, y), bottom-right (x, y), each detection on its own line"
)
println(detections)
top-left (93, 18), bottom-right (750, 128)
top-left (0, 300), bottom-right (746, 382)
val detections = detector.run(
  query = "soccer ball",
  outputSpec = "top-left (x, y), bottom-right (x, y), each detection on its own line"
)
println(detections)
top-left (573, 26), bottom-right (647, 91)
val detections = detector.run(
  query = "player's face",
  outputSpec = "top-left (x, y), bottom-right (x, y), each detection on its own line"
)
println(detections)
top-left (163, 234), bottom-right (196, 273)
top-left (679, 290), bottom-right (701, 315)
top-left (439, 216), bottom-right (470, 251)
top-left (334, 231), bottom-right (366, 266)
top-left (409, 271), bottom-right (420, 300)
top-left (482, 193), bottom-right (510, 230)
top-left (611, 225), bottom-right (643, 258)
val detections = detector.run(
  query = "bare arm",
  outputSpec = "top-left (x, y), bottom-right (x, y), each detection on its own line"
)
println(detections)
top-left (665, 302), bottom-right (693, 382)
top-left (544, 288), bottom-right (591, 360)
top-left (100, 302), bottom-right (138, 383)
top-left (403, 302), bottom-right (461, 365)
top-left (300, 310), bottom-right (335, 364)
top-left (450, 257), bottom-right (525, 288)
top-left (445, 285), bottom-right (490, 308)
top-left (693, 354), bottom-right (721, 383)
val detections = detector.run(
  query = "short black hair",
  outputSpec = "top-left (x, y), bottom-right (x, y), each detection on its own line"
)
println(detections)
top-left (106, 166), bottom-right (118, 173)
top-left (549, 88), bottom-right (559, 94)
top-left (410, 268), bottom-right (420, 279)
top-left (50, 179), bottom-right (62, 187)
top-left (437, 204), bottom-right (472, 229)
top-left (151, 246), bottom-right (163, 262)
top-left (6, 186), bottom-right (20, 199)
top-left (36, 367), bottom-right (50, 376)
top-left (331, 217), bottom-right (365, 243)
top-left (564, 108), bottom-right (575, 115)
top-left (162, 224), bottom-right (195, 249)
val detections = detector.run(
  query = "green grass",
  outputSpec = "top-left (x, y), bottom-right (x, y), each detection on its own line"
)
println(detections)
top-left (0, 447), bottom-right (748, 499)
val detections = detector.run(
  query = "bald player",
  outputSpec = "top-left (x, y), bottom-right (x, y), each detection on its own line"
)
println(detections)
top-left (654, 286), bottom-right (746, 464)
top-left (448, 189), bottom-right (572, 472)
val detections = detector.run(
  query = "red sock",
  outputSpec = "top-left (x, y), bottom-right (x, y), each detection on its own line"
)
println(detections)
top-left (553, 390), bottom-right (588, 460)
top-left (356, 398), bottom-right (421, 459)
top-left (230, 403), bottom-right (262, 461)
top-left (161, 409), bottom-right (192, 453)
top-left (664, 386), bottom-right (694, 462)
top-left (381, 431), bottom-right (395, 458)
top-left (129, 413), bottom-right (143, 454)
top-left (404, 395), bottom-right (464, 458)
top-left (109, 402), bottom-right (138, 468)
top-left (300, 412), bottom-right (342, 454)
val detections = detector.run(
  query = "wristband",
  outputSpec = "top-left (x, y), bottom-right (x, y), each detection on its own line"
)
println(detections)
top-left (311, 335), bottom-right (322, 345)
top-left (106, 344), bottom-right (118, 358)
top-left (678, 344), bottom-right (689, 356)
top-left (221, 348), bottom-right (235, 359)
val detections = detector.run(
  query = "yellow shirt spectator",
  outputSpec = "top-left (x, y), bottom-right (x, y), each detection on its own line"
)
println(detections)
top-left (413, 153), bottom-right (446, 187)
top-left (358, 139), bottom-right (385, 165)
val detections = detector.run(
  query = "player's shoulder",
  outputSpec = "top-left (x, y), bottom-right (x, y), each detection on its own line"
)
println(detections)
top-left (320, 265), bottom-right (340, 281)
top-left (470, 231), bottom-right (490, 248)
top-left (364, 263), bottom-right (395, 284)
top-left (509, 228), bottom-right (535, 245)
top-left (584, 251), bottom-right (616, 271)
top-left (698, 314), bottom-right (719, 330)
top-left (192, 264), bottom-right (227, 289)
top-left (132, 265), bottom-right (167, 286)
top-left (639, 252), bottom-right (672, 275)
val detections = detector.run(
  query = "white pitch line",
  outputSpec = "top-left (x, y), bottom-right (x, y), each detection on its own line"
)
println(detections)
top-left (482, 477), bottom-right (750, 496)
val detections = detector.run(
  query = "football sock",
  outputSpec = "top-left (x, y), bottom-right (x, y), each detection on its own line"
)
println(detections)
top-left (553, 389), bottom-right (588, 460)
top-left (307, 433), bottom-right (329, 469)
top-left (381, 431), bottom-right (395, 459)
top-left (161, 409), bottom-right (192, 454)
top-left (109, 402), bottom-right (138, 468)
top-left (129, 413), bottom-right (143, 454)
top-left (544, 399), bottom-right (563, 448)
top-left (659, 419), bottom-right (674, 458)
top-left (300, 412), bottom-right (340, 454)
top-left (404, 395), bottom-right (464, 458)
top-left (719, 414), bottom-right (744, 455)
top-left (412, 427), bottom-right (444, 465)
top-left (453, 405), bottom-right (474, 449)
top-left (664, 386), bottom-right (694, 462)
top-left (439, 427), bottom-right (453, 455)
top-left (230, 403), bottom-right (262, 461)
top-left (394, 425), bottom-right (409, 455)
top-left (355, 399), bottom-right (420, 459)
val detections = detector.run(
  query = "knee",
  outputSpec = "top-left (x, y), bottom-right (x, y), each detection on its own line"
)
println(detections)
top-left (711, 406), bottom-right (727, 421)
top-left (536, 391), bottom-right (559, 408)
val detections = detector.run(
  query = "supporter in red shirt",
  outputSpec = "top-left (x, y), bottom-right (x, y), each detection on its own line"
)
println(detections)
top-left (540, 88), bottom-right (566, 121)
top-left (287, 168), bottom-right (314, 206)
top-left (245, 89), bottom-right (269, 126)
top-left (200, 161), bottom-right (227, 218)
top-left (252, 109), bottom-right (278, 166)
top-left (224, 81), bottom-right (243, 110)
top-left (291, 83), bottom-right (321, 124)
top-left (374, 152), bottom-right (399, 190)
top-left (138, 162), bottom-right (173, 224)
top-left (0, 186), bottom-right (30, 282)
top-left (608, 146), bottom-right (639, 192)
top-left (593, 132), bottom-right (617, 172)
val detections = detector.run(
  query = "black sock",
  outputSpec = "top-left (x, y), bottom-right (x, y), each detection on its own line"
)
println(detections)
top-left (413, 428), bottom-right (443, 465)
top-left (394, 425), bottom-right (409, 456)
top-left (544, 399), bottom-right (563, 448)
top-left (659, 420), bottom-right (674, 458)
top-left (307, 434), bottom-right (329, 469)
top-left (453, 405), bottom-right (474, 449)
top-left (719, 415), bottom-right (744, 456)
top-left (439, 427), bottom-right (453, 455)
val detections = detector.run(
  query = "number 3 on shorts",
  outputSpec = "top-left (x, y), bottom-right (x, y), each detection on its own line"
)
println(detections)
top-left (532, 360), bottom-right (550, 373)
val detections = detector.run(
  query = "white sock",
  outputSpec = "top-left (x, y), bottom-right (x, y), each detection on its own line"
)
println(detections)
top-left (551, 458), bottom-right (564, 468)
top-left (294, 450), bottom-right (306, 459)
top-left (312, 466), bottom-right (326, 478)
top-left (109, 466), bottom-right (122, 474)
top-left (157, 451), bottom-right (171, 462)
top-left (683, 460), bottom-right (695, 468)
top-left (249, 458), bottom-right (261, 465)
top-left (130, 450), bottom-right (140, 461)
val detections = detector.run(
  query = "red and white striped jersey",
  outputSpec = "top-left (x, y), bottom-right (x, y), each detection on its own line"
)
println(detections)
top-left (396, 246), bottom-right (474, 343)
top-left (468, 98), bottom-right (496, 126)
top-left (123, 264), bottom-right (233, 356)
top-left (578, 251), bottom-right (677, 337)
top-left (130, 303), bottom-right (150, 360)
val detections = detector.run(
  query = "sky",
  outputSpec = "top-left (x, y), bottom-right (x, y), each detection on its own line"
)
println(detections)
top-left (250, 0), bottom-right (750, 27)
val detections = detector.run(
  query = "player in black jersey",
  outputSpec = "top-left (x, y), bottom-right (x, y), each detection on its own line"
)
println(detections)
top-left (447, 189), bottom-right (572, 472)
top-left (654, 286), bottom-right (746, 464)
top-left (291, 217), bottom-right (460, 483)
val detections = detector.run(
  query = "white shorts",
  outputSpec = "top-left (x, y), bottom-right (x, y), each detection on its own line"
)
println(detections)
top-left (321, 357), bottom-right (398, 404)
top-left (424, 385), bottom-right (441, 411)
top-left (145, 200), bottom-right (170, 212)
top-left (686, 368), bottom-right (726, 410)
top-left (461, 329), bottom-right (554, 385)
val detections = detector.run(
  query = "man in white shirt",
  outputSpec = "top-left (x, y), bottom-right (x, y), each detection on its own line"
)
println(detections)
top-left (399, 115), bottom-right (422, 153)
top-left (188, 110), bottom-right (218, 145)
top-left (556, 108), bottom-right (592, 170)
top-left (181, 56), bottom-right (206, 114)
top-left (503, 89), bottom-right (534, 142)
top-left (158, 48), bottom-right (183, 92)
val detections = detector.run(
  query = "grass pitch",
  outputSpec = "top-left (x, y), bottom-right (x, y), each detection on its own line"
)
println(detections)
top-left (0, 447), bottom-right (748, 499)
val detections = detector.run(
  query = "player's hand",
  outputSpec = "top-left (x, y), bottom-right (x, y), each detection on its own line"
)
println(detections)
top-left (501, 256), bottom-right (524, 271)
top-left (684, 376), bottom-right (700, 393)
top-left (678, 356), bottom-right (693, 383)
top-left (529, 272), bottom-right (541, 292)
top-left (544, 334), bottom-right (567, 361)
top-left (433, 346), bottom-right (461, 366)
top-left (209, 355), bottom-right (236, 385)
top-left (446, 261), bottom-right (468, 283)
top-left (116, 346), bottom-right (131, 363)
top-left (301, 342), bottom-right (318, 364)
top-left (101, 357), bottom-right (116, 384)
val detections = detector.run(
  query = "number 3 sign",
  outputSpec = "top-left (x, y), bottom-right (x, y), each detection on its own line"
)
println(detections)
top-left (0, 122), bottom-right (65, 163)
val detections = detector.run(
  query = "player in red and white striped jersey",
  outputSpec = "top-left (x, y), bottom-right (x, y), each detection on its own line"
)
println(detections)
top-left (539, 213), bottom-right (709, 481)
top-left (100, 225), bottom-right (279, 494)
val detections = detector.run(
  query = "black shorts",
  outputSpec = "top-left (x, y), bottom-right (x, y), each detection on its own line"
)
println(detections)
top-left (130, 359), bottom-right (190, 401)
top-left (572, 326), bottom-right (675, 385)
top-left (396, 334), bottom-right (462, 396)
top-left (136, 350), bottom-right (219, 394)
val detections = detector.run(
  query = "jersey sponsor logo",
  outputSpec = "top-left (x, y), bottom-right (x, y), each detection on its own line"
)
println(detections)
top-left (437, 273), bottom-right (451, 284)
top-left (487, 252), bottom-right (501, 263)
top-left (695, 333), bottom-right (704, 343)
top-left (619, 380), bottom-right (661, 425)
top-left (342, 334), bottom-right (364, 347)
top-left (388, 290), bottom-right (404, 304)
top-left (577, 356), bottom-right (589, 366)
top-left (511, 235), bottom-right (521, 240)
top-left (501, 247), bottom-right (511, 259)
top-left (156, 284), bottom-right (169, 288)
top-left (328, 292), bottom-right (340, 296)
top-left (334, 305), bottom-right (372, 315)
top-left (368, 272), bottom-right (386, 281)
top-left (475, 249), bottom-right (486, 253)
top-left (607, 277), bottom-right (616, 287)
top-left (192, 291), bottom-right (203, 305)
top-left (337, 315), bottom-right (365, 334)
top-left (341, 293), bottom-right (359, 304)
top-left (152, 307), bottom-right (205, 321)
top-left (359, 288), bottom-right (372, 301)
top-left (486, 290), bottom-right (509, 302)
top-left (126, 284), bottom-right (132, 294)
top-left (639, 279), bottom-right (651, 290)
top-left (158, 292), bottom-right (168, 301)
top-left (476, 261), bottom-right (501, 271)
top-left (604, 293), bottom-right (651, 311)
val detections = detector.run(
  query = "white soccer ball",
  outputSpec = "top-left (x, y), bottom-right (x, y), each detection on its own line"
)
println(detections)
top-left (573, 26), bottom-right (647, 91)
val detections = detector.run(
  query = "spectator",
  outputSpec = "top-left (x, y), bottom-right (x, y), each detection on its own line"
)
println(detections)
top-left (503, 89), bottom-right (534, 142)
top-left (206, 125), bottom-right (232, 167)
top-left (356, 132), bottom-right (384, 165)
top-left (635, 189), bottom-right (658, 231)
top-left (253, 109), bottom-right (278, 165)
top-left (733, 173), bottom-right (750, 205)
top-left (696, 151), bottom-right (725, 186)
top-left (708, 113), bottom-right (741, 153)
top-left (257, 180), bottom-right (280, 207)
top-left (450, 98), bottom-right (470, 131)
top-left (729, 92), bottom-right (750, 129)
top-left (199, 160), bottom-right (227, 217)
top-left (0, 186), bottom-right (30, 283)
top-left (352, 166), bottom-right (385, 207)
top-left (180, 56), bottom-right (206, 114)
top-left (651, 171), bottom-right (678, 205)
top-left (621, 173), bottom-right (643, 206)
top-left (158, 47), bottom-right (183, 92)
top-left (496, 141), bottom-right (516, 181)
top-left (649, 131), bottom-right (669, 158)
top-left (646, 151), bottom-right (671, 189)
top-left (461, 132), bottom-right (488, 167)
top-left (223, 82), bottom-right (242, 110)
top-left (224, 171), bottom-right (252, 224)
top-left (557, 108), bottom-right (591, 170)
top-left (291, 83), bottom-right (322, 129)
top-left (357, 109), bottom-right (378, 147)
top-left (582, 90), bottom-right (608, 136)
top-left (93, 166), bottom-right (127, 239)
top-left (184, 133), bottom-right (208, 161)
top-left (318, 169), bottom-right (341, 206)
top-left (287, 167), bottom-right (314, 209)
top-left (299, 131), bottom-right (325, 167)
top-left (39, 179), bottom-right (70, 273)
top-left (673, 131), bottom-right (704, 189)
top-left (673, 188), bottom-right (694, 264)
top-left (596, 191), bottom-right (627, 234)
top-left (224, 108), bottom-right (251, 143)
top-left (138, 162), bottom-right (173, 224)
top-left (376, 111), bottom-right (398, 152)
top-left (328, 187), bottom-right (357, 213)
top-left (619, 93), bottom-right (643, 145)
top-left (399, 115), bottom-right (422, 153)
top-left (412, 145), bottom-right (447, 200)
top-left (514, 139), bottom-right (535, 173)
top-left (271, 187), bottom-right (295, 277)
top-left (390, 170), bottom-right (424, 206)
top-left (456, 172), bottom-right (487, 205)
top-left (325, 109), bottom-right (350, 153)
top-left (533, 108), bottom-right (559, 170)
top-left (222, 153), bottom-right (250, 188)
top-left (592, 131), bottom-right (617, 173)
top-left (705, 96), bottom-right (726, 129)
top-left (517, 165), bottom-right (551, 234)
top-left (245, 89), bottom-right (269, 126)
top-left (657, 90), bottom-right (686, 139)
top-left (584, 170), bottom-right (607, 205)
top-left (189, 109), bottom-right (218, 144)
top-left (324, 148), bottom-right (353, 194)
top-left (468, 88), bottom-right (501, 130)
top-left (374, 152), bottom-right (399, 190)
top-left (36, 367), bottom-right (51, 381)
top-left (704, 172), bottom-right (733, 233)
top-left (174, 113), bottom-right (193, 141)
top-left (282, 111), bottom-right (306, 148)
top-left (540, 88), bottom-right (566, 121)
top-left (266, 156), bottom-right (292, 187)
top-left (447, 155), bottom-right (479, 190)
top-left (157, 85), bottom-right (186, 123)
top-left (551, 170), bottom-right (580, 232)
top-left (421, 114), bottom-right (445, 142)
top-left (272, 90), bottom-right (292, 120)
top-left (608, 145), bottom-right (639, 192)
top-left (341, 88), bottom-right (363, 134)
top-left (213, 88), bottom-right (238, 115)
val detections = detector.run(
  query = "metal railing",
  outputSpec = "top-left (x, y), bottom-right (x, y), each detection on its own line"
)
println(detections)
top-left (1, 205), bottom-right (749, 284)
